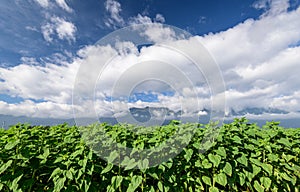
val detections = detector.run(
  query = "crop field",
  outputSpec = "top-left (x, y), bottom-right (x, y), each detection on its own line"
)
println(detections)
top-left (0, 118), bottom-right (299, 192)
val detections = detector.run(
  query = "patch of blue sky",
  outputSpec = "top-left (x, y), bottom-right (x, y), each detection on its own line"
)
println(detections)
top-left (137, 44), bottom-right (153, 52)
top-left (29, 98), bottom-right (47, 103)
top-left (0, 94), bottom-right (24, 104)
top-left (0, 94), bottom-right (47, 104)
top-left (160, 91), bottom-right (175, 97)
top-left (288, 40), bottom-right (300, 48)
top-left (128, 92), bottom-right (159, 103)
top-left (104, 91), bottom-right (175, 103)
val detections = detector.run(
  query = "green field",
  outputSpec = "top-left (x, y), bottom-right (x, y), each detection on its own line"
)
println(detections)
top-left (0, 118), bottom-right (299, 191)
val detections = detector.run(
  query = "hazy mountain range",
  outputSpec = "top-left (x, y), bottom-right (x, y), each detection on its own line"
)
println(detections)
top-left (1, 106), bottom-right (299, 129)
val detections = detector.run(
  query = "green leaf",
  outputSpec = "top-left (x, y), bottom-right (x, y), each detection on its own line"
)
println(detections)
top-left (158, 181), bottom-right (163, 192)
top-left (195, 160), bottom-right (202, 167)
top-left (70, 149), bottom-right (83, 159)
top-left (121, 157), bottom-right (137, 170)
top-left (209, 186), bottom-right (219, 192)
top-left (101, 163), bottom-right (114, 174)
top-left (0, 160), bottom-right (13, 174)
top-left (65, 170), bottom-right (73, 180)
top-left (215, 147), bottom-right (226, 158)
top-left (232, 135), bottom-right (242, 144)
top-left (107, 150), bottom-right (119, 163)
top-left (208, 154), bottom-right (221, 167)
top-left (54, 157), bottom-right (63, 164)
top-left (202, 176), bottom-right (211, 186)
top-left (87, 148), bottom-right (93, 160)
top-left (223, 162), bottom-right (232, 176)
top-left (238, 172), bottom-right (246, 186)
top-left (253, 180), bottom-right (264, 192)
top-left (244, 170), bottom-right (254, 182)
top-left (37, 148), bottom-right (50, 163)
top-left (126, 175), bottom-right (142, 192)
top-left (111, 176), bottom-right (123, 190)
top-left (10, 174), bottom-right (23, 191)
top-left (54, 177), bottom-right (66, 192)
top-left (282, 154), bottom-right (295, 162)
top-left (49, 168), bottom-right (63, 180)
top-left (106, 185), bottom-right (115, 192)
top-left (193, 142), bottom-right (201, 149)
top-left (237, 154), bottom-right (248, 167)
top-left (138, 159), bottom-right (149, 171)
top-left (260, 177), bottom-right (271, 189)
top-left (202, 159), bottom-right (212, 169)
top-left (184, 148), bottom-right (193, 162)
top-left (5, 139), bottom-right (19, 150)
top-left (277, 138), bottom-right (291, 147)
top-left (267, 154), bottom-right (279, 162)
top-left (164, 161), bottom-right (173, 169)
top-left (214, 173), bottom-right (227, 187)
top-left (261, 163), bottom-right (273, 175)
top-left (280, 172), bottom-right (292, 181)
top-left (252, 164), bottom-right (261, 177)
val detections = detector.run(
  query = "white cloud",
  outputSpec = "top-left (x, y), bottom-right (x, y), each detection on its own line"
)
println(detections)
top-left (55, 0), bottom-right (73, 13)
top-left (197, 6), bottom-right (300, 117)
top-left (34, 0), bottom-right (49, 8)
top-left (140, 23), bottom-right (177, 43)
top-left (1, 3), bottom-right (300, 121)
top-left (104, 0), bottom-right (125, 28)
top-left (41, 23), bottom-right (54, 42)
top-left (25, 26), bottom-right (39, 32)
top-left (54, 17), bottom-right (76, 41)
top-left (128, 14), bottom-right (178, 43)
top-left (41, 16), bottom-right (77, 43)
top-left (103, 0), bottom-right (165, 30)
top-left (20, 57), bottom-right (39, 65)
top-left (0, 100), bottom-right (75, 118)
top-left (198, 110), bottom-right (208, 116)
top-left (129, 14), bottom-right (153, 25)
top-left (253, 0), bottom-right (290, 16)
top-left (0, 59), bottom-right (79, 103)
top-left (154, 14), bottom-right (165, 23)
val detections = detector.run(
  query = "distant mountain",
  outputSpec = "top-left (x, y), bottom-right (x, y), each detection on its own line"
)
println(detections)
top-left (0, 114), bottom-right (75, 129)
top-left (229, 107), bottom-right (288, 116)
top-left (129, 106), bottom-right (182, 122)
top-left (1, 106), bottom-right (298, 129)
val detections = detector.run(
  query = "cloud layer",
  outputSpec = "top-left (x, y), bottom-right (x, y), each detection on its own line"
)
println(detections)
top-left (0, 0), bottom-right (299, 121)
top-left (41, 16), bottom-right (77, 43)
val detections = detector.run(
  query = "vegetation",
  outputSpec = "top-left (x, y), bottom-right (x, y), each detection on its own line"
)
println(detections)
top-left (0, 118), bottom-right (299, 191)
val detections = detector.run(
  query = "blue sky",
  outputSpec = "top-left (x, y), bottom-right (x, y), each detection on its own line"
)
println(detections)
top-left (0, 0), bottom-right (271, 67)
top-left (0, 0), bottom-right (300, 121)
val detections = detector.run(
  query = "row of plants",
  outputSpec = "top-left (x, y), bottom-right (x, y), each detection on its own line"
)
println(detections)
top-left (0, 118), bottom-right (299, 191)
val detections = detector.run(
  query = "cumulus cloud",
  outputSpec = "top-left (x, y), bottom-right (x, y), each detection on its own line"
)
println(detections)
top-left (20, 57), bottom-right (39, 65)
top-left (104, 0), bottom-right (165, 30)
top-left (55, 0), bottom-right (73, 13)
top-left (197, 5), bottom-right (300, 117)
top-left (1, 2), bottom-right (300, 121)
top-left (253, 0), bottom-right (290, 16)
top-left (33, 0), bottom-right (73, 13)
top-left (0, 100), bottom-right (75, 118)
top-left (34, 0), bottom-right (50, 8)
top-left (154, 14), bottom-right (166, 23)
top-left (104, 0), bottom-right (125, 28)
top-left (41, 16), bottom-right (77, 43)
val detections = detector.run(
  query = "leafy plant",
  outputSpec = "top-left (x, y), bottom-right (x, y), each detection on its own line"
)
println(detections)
top-left (0, 118), bottom-right (299, 191)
